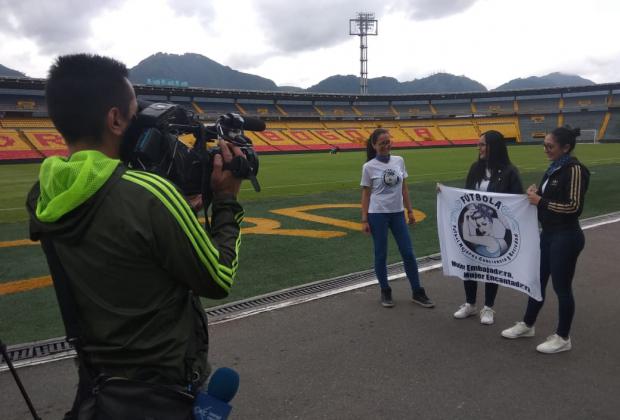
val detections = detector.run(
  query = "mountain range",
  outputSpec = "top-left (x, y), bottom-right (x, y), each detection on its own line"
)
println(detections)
top-left (0, 63), bottom-right (25, 78)
top-left (0, 53), bottom-right (597, 94)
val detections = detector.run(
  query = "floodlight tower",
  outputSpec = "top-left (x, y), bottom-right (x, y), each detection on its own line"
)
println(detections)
top-left (349, 12), bottom-right (378, 95)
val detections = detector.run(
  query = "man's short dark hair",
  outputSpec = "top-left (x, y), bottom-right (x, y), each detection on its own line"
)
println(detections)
top-left (45, 54), bottom-right (132, 145)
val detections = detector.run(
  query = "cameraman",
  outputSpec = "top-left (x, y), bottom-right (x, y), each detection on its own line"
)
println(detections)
top-left (26, 54), bottom-right (245, 418)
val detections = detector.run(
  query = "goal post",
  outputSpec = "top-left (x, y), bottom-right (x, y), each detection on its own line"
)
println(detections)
top-left (577, 128), bottom-right (598, 144)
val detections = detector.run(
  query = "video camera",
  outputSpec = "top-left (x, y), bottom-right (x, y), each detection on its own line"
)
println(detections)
top-left (120, 102), bottom-right (265, 201)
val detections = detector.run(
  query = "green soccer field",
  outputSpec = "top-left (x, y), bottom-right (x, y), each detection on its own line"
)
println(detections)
top-left (1, 143), bottom-right (620, 345)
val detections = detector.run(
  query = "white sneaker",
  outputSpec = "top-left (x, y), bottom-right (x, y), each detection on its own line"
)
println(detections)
top-left (480, 306), bottom-right (495, 325)
top-left (453, 303), bottom-right (477, 319)
top-left (501, 321), bottom-right (535, 338)
top-left (536, 334), bottom-right (572, 354)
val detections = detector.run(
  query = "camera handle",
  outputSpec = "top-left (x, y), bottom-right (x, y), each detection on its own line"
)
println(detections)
top-left (223, 156), bottom-right (260, 192)
top-left (0, 338), bottom-right (42, 420)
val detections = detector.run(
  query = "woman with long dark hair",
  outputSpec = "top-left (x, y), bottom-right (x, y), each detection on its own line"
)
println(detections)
top-left (360, 128), bottom-right (433, 308)
top-left (453, 130), bottom-right (523, 324)
top-left (502, 126), bottom-right (589, 353)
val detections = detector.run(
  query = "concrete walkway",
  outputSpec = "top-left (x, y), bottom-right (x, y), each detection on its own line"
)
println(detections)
top-left (2, 222), bottom-right (619, 419)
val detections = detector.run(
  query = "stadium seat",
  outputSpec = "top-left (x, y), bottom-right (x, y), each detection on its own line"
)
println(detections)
top-left (21, 129), bottom-right (68, 157)
top-left (0, 129), bottom-right (42, 160)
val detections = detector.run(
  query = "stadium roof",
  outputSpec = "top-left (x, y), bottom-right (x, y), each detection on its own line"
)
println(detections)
top-left (1, 76), bottom-right (619, 102)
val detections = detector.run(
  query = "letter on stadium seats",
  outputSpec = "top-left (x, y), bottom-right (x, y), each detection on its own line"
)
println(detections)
top-left (262, 130), bottom-right (286, 142)
top-left (315, 130), bottom-right (339, 141)
top-left (33, 133), bottom-right (65, 147)
top-left (414, 128), bottom-right (435, 141)
top-left (0, 135), bottom-right (15, 147)
top-left (342, 129), bottom-right (366, 140)
top-left (290, 131), bottom-right (313, 141)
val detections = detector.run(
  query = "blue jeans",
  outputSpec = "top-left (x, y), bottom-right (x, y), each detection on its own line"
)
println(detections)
top-left (368, 211), bottom-right (421, 291)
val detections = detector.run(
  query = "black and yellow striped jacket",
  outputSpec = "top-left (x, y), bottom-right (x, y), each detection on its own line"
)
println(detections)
top-left (536, 157), bottom-right (589, 231)
top-left (27, 151), bottom-right (243, 387)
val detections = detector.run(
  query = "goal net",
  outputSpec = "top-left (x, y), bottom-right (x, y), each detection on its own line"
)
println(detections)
top-left (577, 129), bottom-right (598, 143)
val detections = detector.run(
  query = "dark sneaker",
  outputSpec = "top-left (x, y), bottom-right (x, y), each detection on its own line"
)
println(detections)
top-left (412, 287), bottom-right (434, 308)
top-left (381, 288), bottom-right (394, 308)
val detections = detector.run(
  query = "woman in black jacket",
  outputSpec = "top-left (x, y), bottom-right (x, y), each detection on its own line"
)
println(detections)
top-left (453, 130), bottom-right (523, 324)
top-left (501, 126), bottom-right (589, 354)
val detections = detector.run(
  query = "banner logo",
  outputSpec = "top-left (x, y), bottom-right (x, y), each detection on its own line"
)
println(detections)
top-left (450, 192), bottom-right (520, 266)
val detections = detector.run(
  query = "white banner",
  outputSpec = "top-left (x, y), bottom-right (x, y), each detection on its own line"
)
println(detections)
top-left (437, 185), bottom-right (541, 301)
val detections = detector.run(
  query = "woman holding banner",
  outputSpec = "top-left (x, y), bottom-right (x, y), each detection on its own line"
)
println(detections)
top-left (502, 126), bottom-right (589, 354)
top-left (453, 130), bottom-right (523, 324)
top-left (361, 128), bottom-right (434, 308)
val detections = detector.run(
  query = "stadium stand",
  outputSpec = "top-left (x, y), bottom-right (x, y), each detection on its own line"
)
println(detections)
top-left (334, 127), bottom-right (371, 144)
top-left (168, 95), bottom-right (193, 108)
top-left (353, 102), bottom-right (395, 117)
top-left (562, 92), bottom-right (609, 112)
top-left (517, 95), bottom-right (560, 114)
top-left (378, 125), bottom-right (419, 147)
top-left (314, 101), bottom-right (358, 117)
top-left (193, 98), bottom-right (237, 118)
top-left (476, 117), bottom-right (520, 140)
top-left (285, 121), bottom-right (326, 129)
top-left (0, 93), bottom-right (44, 112)
top-left (237, 100), bottom-right (283, 117)
top-left (0, 129), bottom-right (41, 160)
top-left (562, 111), bottom-right (606, 138)
top-left (278, 102), bottom-right (321, 117)
top-left (21, 129), bottom-right (67, 157)
top-left (243, 132), bottom-right (279, 152)
top-left (601, 111), bottom-right (620, 140)
top-left (473, 97), bottom-right (516, 115)
top-left (264, 121), bottom-right (289, 130)
top-left (253, 129), bottom-right (307, 151)
top-left (610, 91), bottom-right (620, 107)
top-left (2, 77), bottom-right (620, 162)
top-left (282, 130), bottom-right (333, 150)
top-left (431, 100), bottom-right (473, 117)
top-left (0, 118), bottom-right (54, 128)
top-left (399, 123), bottom-right (450, 146)
top-left (137, 94), bottom-right (168, 103)
top-left (308, 129), bottom-right (359, 149)
top-left (391, 100), bottom-right (434, 117)
top-left (436, 120), bottom-right (479, 145)
top-left (518, 115), bottom-right (558, 142)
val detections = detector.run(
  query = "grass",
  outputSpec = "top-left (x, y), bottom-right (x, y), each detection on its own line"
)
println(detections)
top-left (1, 143), bottom-right (620, 344)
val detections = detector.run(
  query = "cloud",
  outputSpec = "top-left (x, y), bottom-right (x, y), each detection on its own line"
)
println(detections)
top-left (251, 0), bottom-right (479, 54)
top-left (0, 0), bottom-right (124, 54)
top-left (162, 0), bottom-right (215, 26)
top-left (562, 51), bottom-right (620, 84)
top-left (390, 0), bottom-right (479, 20)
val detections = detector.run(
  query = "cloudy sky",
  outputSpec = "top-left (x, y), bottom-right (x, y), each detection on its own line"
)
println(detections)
top-left (0, 0), bottom-right (619, 89)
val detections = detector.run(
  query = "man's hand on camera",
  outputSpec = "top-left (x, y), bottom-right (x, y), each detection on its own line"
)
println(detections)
top-left (186, 194), bottom-right (204, 212)
top-left (211, 140), bottom-right (244, 198)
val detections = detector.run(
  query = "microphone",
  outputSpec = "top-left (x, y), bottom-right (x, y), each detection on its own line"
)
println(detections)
top-left (193, 367), bottom-right (240, 420)
top-left (219, 113), bottom-right (266, 132)
top-left (239, 115), bottom-right (266, 132)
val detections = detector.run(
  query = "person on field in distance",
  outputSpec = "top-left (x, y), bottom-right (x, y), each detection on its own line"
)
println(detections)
top-left (453, 130), bottom-right (523, 325)
top-left (26, 54), bottom-right (245, 419)
top-left (360, 128), bottom-right (434, 308)
top-left (501, 126), bottom-right (589, 354)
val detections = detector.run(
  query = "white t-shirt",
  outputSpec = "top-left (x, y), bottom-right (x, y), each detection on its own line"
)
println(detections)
top-left (476, 169), bottom-right (491, 192)
top-left (360, 156), bottom-right (408, 213)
